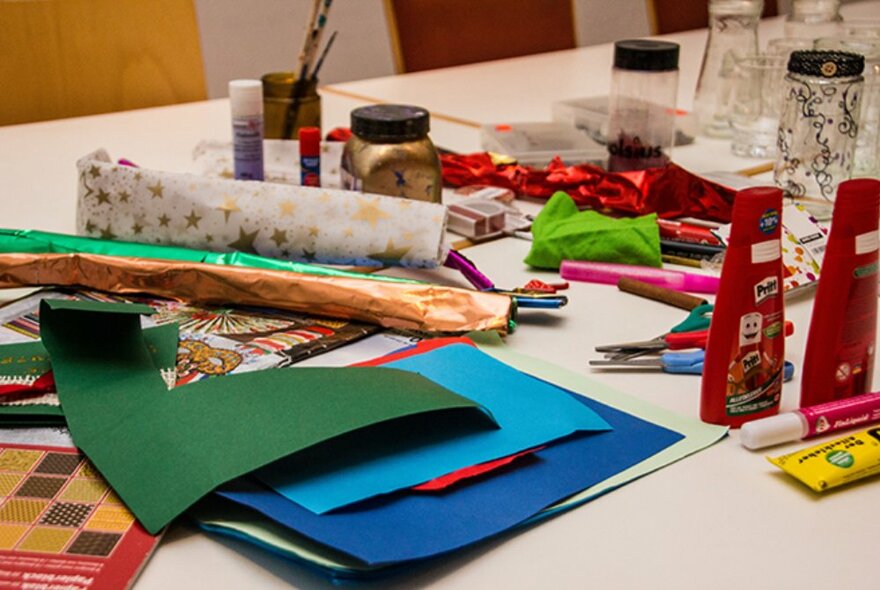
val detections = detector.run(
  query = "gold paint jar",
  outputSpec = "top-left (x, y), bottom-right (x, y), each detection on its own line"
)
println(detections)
top-left (341, 105), bottom-right (442, 203)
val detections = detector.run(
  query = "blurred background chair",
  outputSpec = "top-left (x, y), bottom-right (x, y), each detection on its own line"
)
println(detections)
top-left (0, 0), bottom-right (206, 126)
top-left (647, 0), bottom-right (779, 34)
top-left (384, 0), bottom-right (578, 73)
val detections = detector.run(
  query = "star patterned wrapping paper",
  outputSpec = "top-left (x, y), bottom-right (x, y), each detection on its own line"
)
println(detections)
top-left (76, 149), bottom-right (449, 268)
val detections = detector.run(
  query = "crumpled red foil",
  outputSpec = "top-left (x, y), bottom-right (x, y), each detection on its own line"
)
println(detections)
top-left (441, 153), bottom-right (736, 223)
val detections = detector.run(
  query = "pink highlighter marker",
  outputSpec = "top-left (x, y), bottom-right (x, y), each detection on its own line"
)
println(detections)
top-left (560, 260), bottom-right (720, 294)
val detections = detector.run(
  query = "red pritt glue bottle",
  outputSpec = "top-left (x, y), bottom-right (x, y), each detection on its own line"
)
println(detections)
top-left (801, 179), bottom-right (880, 407)
top-left (701, 187), bottom-right (784, 427)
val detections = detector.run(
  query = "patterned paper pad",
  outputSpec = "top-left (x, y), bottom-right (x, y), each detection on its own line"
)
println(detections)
top-left (0, 444), bottom-right (159, 589)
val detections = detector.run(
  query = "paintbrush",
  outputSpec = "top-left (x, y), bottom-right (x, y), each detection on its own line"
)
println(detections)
top-left (283, 0), bottom-right (333, 138)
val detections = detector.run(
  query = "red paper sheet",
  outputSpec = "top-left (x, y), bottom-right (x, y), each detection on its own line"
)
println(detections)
top-left (411, 447), bottom-right (543, 492)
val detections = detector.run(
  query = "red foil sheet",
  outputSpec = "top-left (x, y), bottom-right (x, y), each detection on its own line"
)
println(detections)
top-left (441, 153), bottom-right (735, 223)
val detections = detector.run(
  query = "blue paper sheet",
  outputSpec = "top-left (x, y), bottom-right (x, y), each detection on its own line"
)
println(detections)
top-left (220, 390), bottom-right (683, 566)
top-left (257, 344), bottom-right (611, 514)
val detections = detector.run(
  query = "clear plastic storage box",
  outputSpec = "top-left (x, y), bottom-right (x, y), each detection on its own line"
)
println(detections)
top-left (479, 122), bottom-right (607, 167)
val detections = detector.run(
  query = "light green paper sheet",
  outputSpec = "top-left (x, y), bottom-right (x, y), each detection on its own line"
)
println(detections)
top-left (467, 332), bottom-right (728, 519)
top-left (191, 497), bottom-right (376, 576)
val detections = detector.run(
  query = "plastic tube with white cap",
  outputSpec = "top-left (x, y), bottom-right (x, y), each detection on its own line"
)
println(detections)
top-left (740, 393), bottom-right (880, 449)
top-left (229, 79), bottom-right (264, 181)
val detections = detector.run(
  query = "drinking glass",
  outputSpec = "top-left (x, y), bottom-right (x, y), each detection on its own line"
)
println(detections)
top-left (730, 54), bottom-right (788, 157)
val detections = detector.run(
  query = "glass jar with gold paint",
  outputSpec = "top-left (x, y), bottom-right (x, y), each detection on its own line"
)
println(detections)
top-left (341, 105), bottom-right (442, 203)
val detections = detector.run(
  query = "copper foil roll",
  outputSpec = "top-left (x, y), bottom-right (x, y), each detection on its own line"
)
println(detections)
top-left (0, 253), bottom-right (513, 334)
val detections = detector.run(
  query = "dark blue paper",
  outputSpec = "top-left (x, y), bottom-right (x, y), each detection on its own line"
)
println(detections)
top-left (218, 390), bottom-right (683, 567)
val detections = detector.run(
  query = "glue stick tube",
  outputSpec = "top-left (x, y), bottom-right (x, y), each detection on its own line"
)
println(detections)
top-left (559, 260), bottom-right (720, 294)
top-left (768, 427), bottom-right (880, 492)
top-left (229, 79), bottom-right (264, 181)
top-left (299, 126), bottom-right (321, 187)
top-left (700, 187), bottom-right (785, 427)
top-left (741, 393), bottom-right (880, 449)
top-left (801, 179), bottom-right (880, 407)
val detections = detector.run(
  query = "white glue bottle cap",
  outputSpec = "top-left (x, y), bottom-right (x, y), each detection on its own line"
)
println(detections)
top-left (229, 79), bottom-right (263, 118)
top-left (740, 411), bottom-right (806, 450)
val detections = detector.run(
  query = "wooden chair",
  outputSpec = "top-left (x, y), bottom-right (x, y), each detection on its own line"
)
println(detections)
top-left (647, 0), bottom-right (778, 35)
top-left (0, 0), bottom-right (206, 126)
top-left (384, 0), bottom-right (577, 73)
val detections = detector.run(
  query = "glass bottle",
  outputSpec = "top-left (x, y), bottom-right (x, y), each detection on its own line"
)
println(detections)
top-left (774, 50), bottom-right (864, 213)
top-left (693, 0), bottom-right (764, 138)
top-left (341, 105), bottom-right (442, 203)
top-left (814, 37), bottom-right (880, 178)
top-left (607, 39), bottom-right (680, 172)
top-left (784, 0), bottom-right (842, 39)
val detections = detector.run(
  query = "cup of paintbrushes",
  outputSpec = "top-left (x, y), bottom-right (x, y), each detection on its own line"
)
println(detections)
top-left (261, 72), bottom-right (321, 139)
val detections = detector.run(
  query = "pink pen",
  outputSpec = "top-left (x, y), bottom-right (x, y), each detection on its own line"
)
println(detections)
top-left (560, 260), bottom-right (720, 294)
top-left (740, 393), bottom-right (880, 449)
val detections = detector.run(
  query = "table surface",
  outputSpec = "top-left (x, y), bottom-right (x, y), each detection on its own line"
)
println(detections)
top-left (1, 3), bottom-right (878, 588)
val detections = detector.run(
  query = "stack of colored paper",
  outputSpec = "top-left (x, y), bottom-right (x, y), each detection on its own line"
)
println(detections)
top-left (1, 298), bottom-right (726, 581)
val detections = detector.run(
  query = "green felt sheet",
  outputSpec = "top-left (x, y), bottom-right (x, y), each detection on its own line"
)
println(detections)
top-left (39, 300), bottom-right (495, 534)
top-left (524, 192), bottom-right (662, 269)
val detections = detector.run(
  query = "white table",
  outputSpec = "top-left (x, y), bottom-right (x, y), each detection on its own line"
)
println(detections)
top-left (1, 4), bottom-right (878, 588)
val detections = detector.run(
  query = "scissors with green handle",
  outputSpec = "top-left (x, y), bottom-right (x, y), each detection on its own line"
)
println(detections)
top-left (595, 303), bottom-right (714, 358)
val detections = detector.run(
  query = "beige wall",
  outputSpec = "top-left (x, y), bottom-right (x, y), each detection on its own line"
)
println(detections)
top-left (194, 0), bottom-right (396, 98)
top-left (192, 1), bottom-right (654, 99)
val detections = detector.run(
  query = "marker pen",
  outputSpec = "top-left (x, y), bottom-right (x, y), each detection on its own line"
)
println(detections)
top-left (229, 79), bottom-right (264, 181)
top-left (741, 393), bottom-right (880, 449)
top-left (560, 260), bottom-right (720, 294)
top-left (299, 126), bottom-right (321, 187)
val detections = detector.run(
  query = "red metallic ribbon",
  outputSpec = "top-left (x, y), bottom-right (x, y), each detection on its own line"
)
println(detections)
top-left (441, 153), bottom-right (735, 223)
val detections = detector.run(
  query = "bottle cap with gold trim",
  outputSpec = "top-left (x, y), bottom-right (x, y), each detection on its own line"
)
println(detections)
top-left (787, 50), bottom-right (864, 78)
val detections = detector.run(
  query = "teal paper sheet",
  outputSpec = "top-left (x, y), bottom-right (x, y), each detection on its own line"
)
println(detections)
top-left (257, 343), bottom-right (611, 514)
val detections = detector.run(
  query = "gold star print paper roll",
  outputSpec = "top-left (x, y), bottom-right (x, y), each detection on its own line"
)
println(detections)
top-left (76, 150), bottom-right (449, 268)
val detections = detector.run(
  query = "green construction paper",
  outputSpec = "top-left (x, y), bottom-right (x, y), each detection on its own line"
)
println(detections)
top-left (0, 322), bottom-right (179, 422)
top-left (39, 300), bottom-right (495, 534)
top-left (523, 192), bottom-right (662, 269)
top-left (466, 331), bottom-right (728, 519)
top-left (0, 228), bottom-right (417, 284)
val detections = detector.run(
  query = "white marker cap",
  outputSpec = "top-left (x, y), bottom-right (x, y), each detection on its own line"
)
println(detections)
top-left (740, 412), bottom-right (806, 450)
top-left (228, 79), bottom-right (263, 118)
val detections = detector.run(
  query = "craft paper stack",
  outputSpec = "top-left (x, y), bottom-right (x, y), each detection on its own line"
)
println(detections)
top-left (0, 297), bottom-right (727, 580)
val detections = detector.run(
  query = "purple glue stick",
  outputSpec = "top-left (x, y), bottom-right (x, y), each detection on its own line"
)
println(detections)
top-left (560, 260), bottom-right (720, 294)
top-left (229, 79), bottom-right (264, 181)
